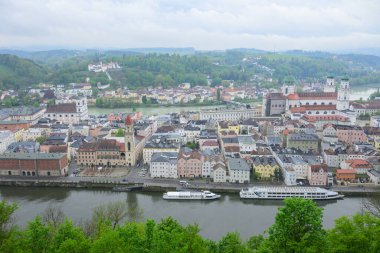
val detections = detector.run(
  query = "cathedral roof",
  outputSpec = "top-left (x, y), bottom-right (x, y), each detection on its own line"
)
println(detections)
top-left (297, 92), bottom-right (337, 100)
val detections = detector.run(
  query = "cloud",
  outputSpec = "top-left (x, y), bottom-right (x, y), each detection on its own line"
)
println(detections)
top-left (0, 0), bottom-right (379, 51)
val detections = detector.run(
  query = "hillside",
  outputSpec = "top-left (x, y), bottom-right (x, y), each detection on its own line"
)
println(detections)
top-left (0, 54), bottom-right (47, 89)
top-left (0, 49), bottom-right (380, 90)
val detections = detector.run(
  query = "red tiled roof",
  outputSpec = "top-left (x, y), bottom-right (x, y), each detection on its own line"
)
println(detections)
top-left (298, 92), bottom-right (337, 99)
top-left (336, 169), bottom-right (356, 174)
top-left (224, 146), bottom-right (240, 152)
top-left (46, 103), bottom-right (76, 113)
top-left (202, 140), bottom-right (219, 146)
top-left (301, 114), bottom-right (349, 123)
top-left (287, 93), bottom-right (300, 100)
top-left (346, 159), bottom-right (372, 169)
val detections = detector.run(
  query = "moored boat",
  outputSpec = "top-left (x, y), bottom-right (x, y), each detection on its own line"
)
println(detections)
top-left (163, 190), bottom-right (221, 200)
top-left (240, 186), bottom-right (344, 200)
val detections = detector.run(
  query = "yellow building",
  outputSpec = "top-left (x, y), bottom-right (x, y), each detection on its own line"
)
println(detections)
top-left (252, 157), bottom-right (279, 179)
top-left (13, 129), bottom-right (25, 142)
top-left (218, 121), bottom-right (240, 135)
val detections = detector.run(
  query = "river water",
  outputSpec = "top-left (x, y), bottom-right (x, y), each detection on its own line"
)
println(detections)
top-left (88, 85), bottom-right (379, 116)
top-left (0, 186), bottom-right (368, 240)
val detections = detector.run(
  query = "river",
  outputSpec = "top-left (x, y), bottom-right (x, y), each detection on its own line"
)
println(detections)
top-left (88, 85), bottom-right (380, 116)
top-left (0, 186), bottom-right (369, 240)
top-left (89, 105), bottom-right (227, 116)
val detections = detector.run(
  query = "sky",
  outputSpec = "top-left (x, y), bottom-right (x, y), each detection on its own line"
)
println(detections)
top-left (0, 0), bottom-right (379, 51)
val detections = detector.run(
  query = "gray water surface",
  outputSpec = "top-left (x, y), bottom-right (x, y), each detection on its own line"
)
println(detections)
top-left (0, 186), bottom-right (367, 240)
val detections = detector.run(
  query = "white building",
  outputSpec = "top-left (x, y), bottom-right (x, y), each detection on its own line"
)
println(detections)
top-left (44, 103), bottom-right (80, 125)
top-left (202, 155), bottom-right (224, 178)
top-left (237, 135), bottom-right (256, 153)
top-left (184, 126), bottom-right (201, 143)
top-left (212, 163), bottom-right (228, 182)
top-left (150, 152), bottom-right (178, 178)
top-left (0, 131), bottom-right (16, 154)
top-left (56, 96), bottom-right (89, 120)
top-left (227, 158), bottom-right (250, 183)
top-left (23, 128), bottom-right (43, 141)
top-left (200, 107), bottom-right (256, 121)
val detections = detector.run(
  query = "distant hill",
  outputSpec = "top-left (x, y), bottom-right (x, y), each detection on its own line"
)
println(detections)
top-left (0, 54), bottom-right (47, 89)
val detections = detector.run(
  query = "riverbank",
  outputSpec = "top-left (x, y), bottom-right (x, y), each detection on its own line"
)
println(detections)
top-left (89, 101), bottom-right (226, 109)
top-left (1, 178), bottom-right (379, 196)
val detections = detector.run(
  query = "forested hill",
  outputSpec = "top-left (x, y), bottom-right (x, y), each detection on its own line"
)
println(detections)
top-left (1, 49), bottom-right (380, 90)
top-left (0, 54), bottom-right (47, 89)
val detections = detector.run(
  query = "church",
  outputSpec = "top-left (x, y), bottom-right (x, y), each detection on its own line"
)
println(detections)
top-left (262, 76), bottom-right (351, 118)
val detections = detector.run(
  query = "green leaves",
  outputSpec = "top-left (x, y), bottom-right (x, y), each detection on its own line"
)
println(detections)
top-left (1, 198), bottom-right (380, 253)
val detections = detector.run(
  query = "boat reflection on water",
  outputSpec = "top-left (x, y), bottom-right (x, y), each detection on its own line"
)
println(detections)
top-left (240, 198), bottom-right (339, 207)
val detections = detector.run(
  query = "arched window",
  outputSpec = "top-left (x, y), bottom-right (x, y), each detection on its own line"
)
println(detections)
top-left (316, 111), bottom-right (320, 114)
top-left (306, 102), bottom-right (309, 105)
top-left (314, 102), bottom-right (317, 105)
top-left (324, 111), bottom-right (327, 114)
top-left (127, 142), bottom-right (131, 151)
top-left (321, 102), bottom-right (325, 105)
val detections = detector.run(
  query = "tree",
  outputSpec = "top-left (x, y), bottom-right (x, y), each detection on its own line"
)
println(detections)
top-left (35, 136), bottom-right (47, 144)
top-left (0, 200), bottom-right (18, 252)
top-left (142, 95), bottom-right (148, 104)
top-left (274, 168), bottom-right (283, 182)
top-left (23, 216), bottom-right (50, 253)
top-left (51, 219), bottom-right (89, 253)
top-left (42, 204), bottom-right (65, 230)
top-left (114, 128), bottom-right (125, 137)
top-left (327, 213), bottom-right (380, 253)
top-left (218, 232), bottom-right (248, 253)
top-left (217, 88), bottom-right (221, 101)
top-left (265, 198), bottom-right (326, 253)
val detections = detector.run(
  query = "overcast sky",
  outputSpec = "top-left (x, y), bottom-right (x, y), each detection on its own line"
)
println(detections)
top-left (0, 0), bottom-right (379, 51)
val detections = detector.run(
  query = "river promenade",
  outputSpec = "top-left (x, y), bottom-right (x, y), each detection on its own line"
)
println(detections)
top-left (1, 173), bottom-right (379, 196)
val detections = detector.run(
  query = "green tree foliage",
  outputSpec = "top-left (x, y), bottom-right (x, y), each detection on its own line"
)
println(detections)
top-left (0, 200), bottom-right (19, 252)
top-left (265, 198), bottom-right (326, 253)
top-left (327, 213), bottom-right (380, 253)
top-left (368, 89), bottom-right (380, 101)
top-left (114, 128), bottom-right (125, 137)
top-left (36, 136), bottom-right (47, 144)
top-left (185, 141), bottom-right (199, 150)
top-left (1, 198), bottom-right (380, 253)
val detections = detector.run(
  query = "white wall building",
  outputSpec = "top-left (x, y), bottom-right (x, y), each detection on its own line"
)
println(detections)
top-left (150, 152), bottom-right (178, 178)
top-left (0, 131), bottom-right (16, 154)
top-left (227, 158), bottom-right (250, 183)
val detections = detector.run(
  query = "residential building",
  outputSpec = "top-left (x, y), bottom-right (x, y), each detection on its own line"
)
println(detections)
top-left (308, 164), bottom-right (328, 186)
top-left (286, 133), bottom-right (319, 153)
top-left (150, 152), bottom-right (179, 178)
top-left (177, 149), bottom-right (204, 178)
top-left (202, 154), bottom-right (224, 178)
top-left (336, 169), bottom-right (356, 182)
top-left (227, 158), bottom-right (251, 183)
top-left (200, 107), bottom-right (256, 121)
top-left (252, 156), bottom-right (279, 179)
top-left (0, 130), bottom-right (16, 154)
top-left (367, 169), bottom-right (380, 185)
top-left (143, 134), bottom-right (181, 164)
top-left (340, 159), bottom-right (373, 174)
top-left (212, 163), bottom-right (228, 182)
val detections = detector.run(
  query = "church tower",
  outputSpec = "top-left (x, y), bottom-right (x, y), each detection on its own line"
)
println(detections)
top-left (324, 76), bottom-right (336, 92)
top-left (125, 115), bottom-right (136, 166)
top-left (336, 78), bottom-right (350, 111)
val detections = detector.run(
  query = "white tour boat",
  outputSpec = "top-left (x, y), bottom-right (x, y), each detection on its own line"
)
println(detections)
top-left (240, 186), bottom-right (343, 200)
top-left (163, 190), bottom-right (221, 200)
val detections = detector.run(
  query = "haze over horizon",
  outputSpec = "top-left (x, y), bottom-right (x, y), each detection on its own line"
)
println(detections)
top-left (0, 0), bottom-right (379, 52)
